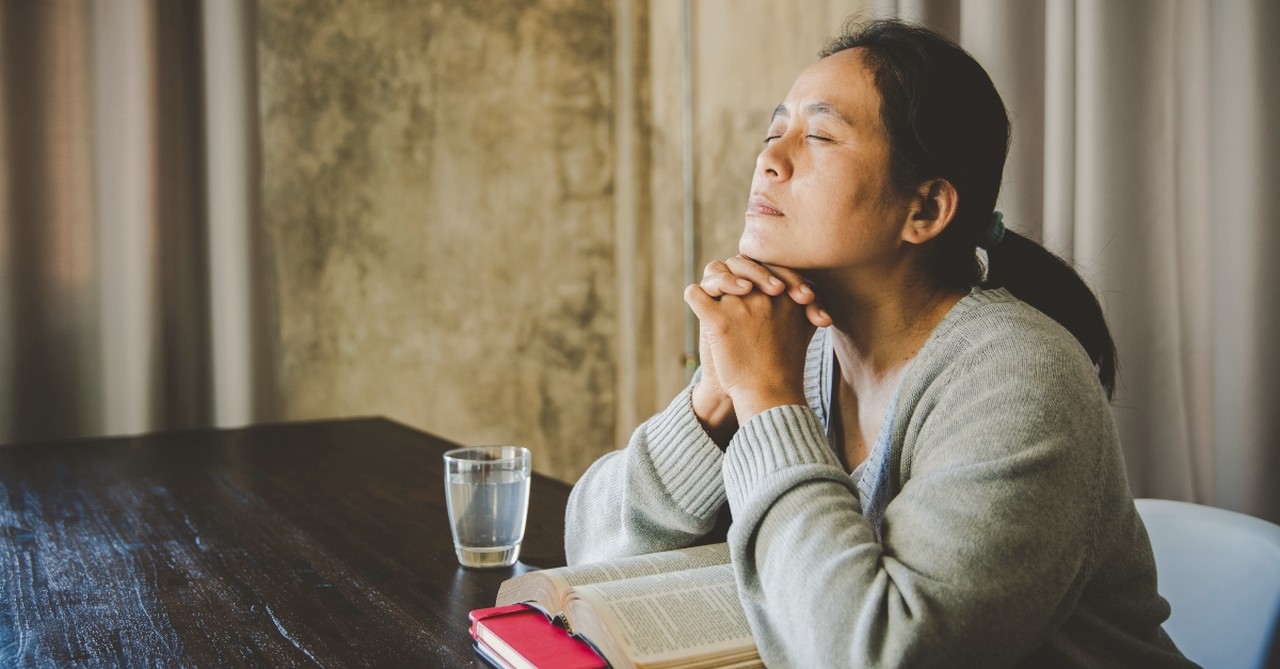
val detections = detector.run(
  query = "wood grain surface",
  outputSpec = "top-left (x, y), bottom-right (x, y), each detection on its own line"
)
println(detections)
top-left (0, 417), bottom-right (571, 667)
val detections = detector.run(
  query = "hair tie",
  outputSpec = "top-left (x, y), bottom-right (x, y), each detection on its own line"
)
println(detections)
top-left (979, 211), bottom-right (1006, 249)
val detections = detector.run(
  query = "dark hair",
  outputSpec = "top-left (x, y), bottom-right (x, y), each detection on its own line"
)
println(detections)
top-left (822, 19), bottom-right (1117, 398)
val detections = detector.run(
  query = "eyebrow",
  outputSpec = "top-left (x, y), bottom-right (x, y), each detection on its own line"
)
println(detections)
top-left (771, 102), bottom-right (855, 127)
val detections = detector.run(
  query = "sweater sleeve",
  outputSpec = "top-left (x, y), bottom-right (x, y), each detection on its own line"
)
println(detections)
top-left (564, 375), bottom-right (728, 565)
top-left (722, 330), bottom-right (1114, 668)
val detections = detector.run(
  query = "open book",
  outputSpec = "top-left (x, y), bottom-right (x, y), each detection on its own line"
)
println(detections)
top-left (495, 542), bottom-right (761, 669)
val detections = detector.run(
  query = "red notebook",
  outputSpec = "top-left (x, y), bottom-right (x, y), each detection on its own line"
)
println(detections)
top-left (468, 604), bottom-right (606, 669)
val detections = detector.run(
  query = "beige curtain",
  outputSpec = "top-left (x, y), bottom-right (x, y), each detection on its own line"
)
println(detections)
top-left (872, 0), bottom-right (1280, 522)
top-left (0, 0), bottom-right (269, 444)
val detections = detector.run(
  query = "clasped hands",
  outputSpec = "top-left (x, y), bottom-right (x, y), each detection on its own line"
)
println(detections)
top-left (684, 255), bottom-right (832, 443)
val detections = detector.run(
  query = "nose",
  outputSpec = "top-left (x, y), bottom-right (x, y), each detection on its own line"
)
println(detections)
top-left (755, 137), bottom-right (792, 182)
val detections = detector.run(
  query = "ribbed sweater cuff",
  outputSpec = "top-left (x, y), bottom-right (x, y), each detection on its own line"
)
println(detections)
top-left (723, 405), bottom-right (840, 509)
top-left (643, 386), bottom-right (727, 520)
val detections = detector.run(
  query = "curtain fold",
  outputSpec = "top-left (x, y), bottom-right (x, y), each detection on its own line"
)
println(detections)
top-left (1, 0), bottom-right (97, 440)
top-left (872, 0), bottom-right (1280, 521)
top-left (91, 0), bottom-right (167, 437)
top-left (0, 0), bottom-right (265, 444)
top-left (1208, 0), bottom-right (1280, 521)
top-left (1074, 0), bottom-right (1197, 501)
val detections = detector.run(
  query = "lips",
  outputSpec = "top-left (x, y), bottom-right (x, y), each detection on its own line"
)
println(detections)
top-left (746, 195), bottom-right (784, 217)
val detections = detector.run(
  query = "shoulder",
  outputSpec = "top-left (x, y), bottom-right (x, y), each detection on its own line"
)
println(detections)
top-left (890, 289), bottom-right (1125, 546)
top-left (921, 287), bottom-right (1099, 394)
top-left (896, 288), bottom-right (1115, 469)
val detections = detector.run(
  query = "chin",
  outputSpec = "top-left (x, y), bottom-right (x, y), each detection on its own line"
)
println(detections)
top-left (738, 236), bottom-right (790, 267)
top-left (738, 232), bottom-right (773, 263)
top-left (737, 243), bottom-right (825, 274)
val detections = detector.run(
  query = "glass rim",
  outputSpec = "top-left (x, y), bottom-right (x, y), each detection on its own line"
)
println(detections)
top-left (443, 445), bottom-right (530, 462)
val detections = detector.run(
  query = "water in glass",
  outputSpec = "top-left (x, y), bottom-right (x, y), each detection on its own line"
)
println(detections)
top-left (444, 448), bottom-right (530, 568)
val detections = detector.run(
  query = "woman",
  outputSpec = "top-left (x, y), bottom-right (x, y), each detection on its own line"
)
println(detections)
top-left (565, 19), bottom-right (1193, 668)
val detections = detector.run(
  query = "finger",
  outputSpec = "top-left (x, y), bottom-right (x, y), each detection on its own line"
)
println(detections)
top-left (683, 283), bottom-right (719, 320)
top-left (701, 260), bottom-right (753, 298)
top-left (724, 255), bottom-right (786, 296)
top-left (759, 262), bottom-right (818, 304)
top-left (805, 302), bottom-right (832, 328)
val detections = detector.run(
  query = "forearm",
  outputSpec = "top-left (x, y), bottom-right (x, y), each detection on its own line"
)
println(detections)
top-left (721, 406), bottom-right (1090, 668)
top-left (564, 384), bottom-right (728, 565)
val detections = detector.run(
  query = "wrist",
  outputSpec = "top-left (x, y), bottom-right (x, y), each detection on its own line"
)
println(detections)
top-left (692, 382), bottom-right (737, 448)
top-left (731, 386), bottom-right (807, 426)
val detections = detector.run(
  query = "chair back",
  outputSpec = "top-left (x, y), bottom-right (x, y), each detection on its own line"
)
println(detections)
top-left (1135, 498), bottom-right (1280, 669)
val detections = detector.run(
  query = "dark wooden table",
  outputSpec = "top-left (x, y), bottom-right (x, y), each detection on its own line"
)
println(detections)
top-left (0, 417), bottom-right (572, 667)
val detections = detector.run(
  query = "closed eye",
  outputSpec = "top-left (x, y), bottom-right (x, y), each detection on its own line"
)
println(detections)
top-left (806, 134), bottom-right (832, 142)
top-left (763, 135), bottom-right (781, 144)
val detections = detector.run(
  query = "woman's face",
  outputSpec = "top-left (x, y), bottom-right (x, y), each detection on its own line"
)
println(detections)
top-left (740, 49), bottom-right (908, 272)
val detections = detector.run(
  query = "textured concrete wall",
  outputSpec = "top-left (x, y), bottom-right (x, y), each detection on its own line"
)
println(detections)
top-left (257, 0), bottom-right (867, 482)
top-left (258, 0), bottom-right (616, 481)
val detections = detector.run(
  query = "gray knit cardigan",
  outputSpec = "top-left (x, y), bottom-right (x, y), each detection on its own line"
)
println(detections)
top-left (565, 288), bottom-right (1196, 668)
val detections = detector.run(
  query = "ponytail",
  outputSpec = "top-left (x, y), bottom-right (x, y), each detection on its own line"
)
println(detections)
top-left (983, 231), bottom-right (1118, 399)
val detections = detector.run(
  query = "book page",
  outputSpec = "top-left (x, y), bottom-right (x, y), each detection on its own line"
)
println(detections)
top-left (496, 569), bottom-right (571, 613)
top-left (555, 543), bottom-right (730, 588)
top-left (565, 563), bottom-right (758, 667)
top-left (496, 543), bottom-right (731, 612)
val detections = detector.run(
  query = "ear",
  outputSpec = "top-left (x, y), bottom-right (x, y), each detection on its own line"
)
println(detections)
top-left (901, 179), bottom-right (958, 245)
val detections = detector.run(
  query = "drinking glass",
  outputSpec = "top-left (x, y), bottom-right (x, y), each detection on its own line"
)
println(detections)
top-left (443, 445), bottom-right (531, 568)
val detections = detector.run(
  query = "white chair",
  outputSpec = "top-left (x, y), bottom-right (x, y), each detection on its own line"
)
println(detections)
top-left (1135, 498), bottom-right (1280, 669)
